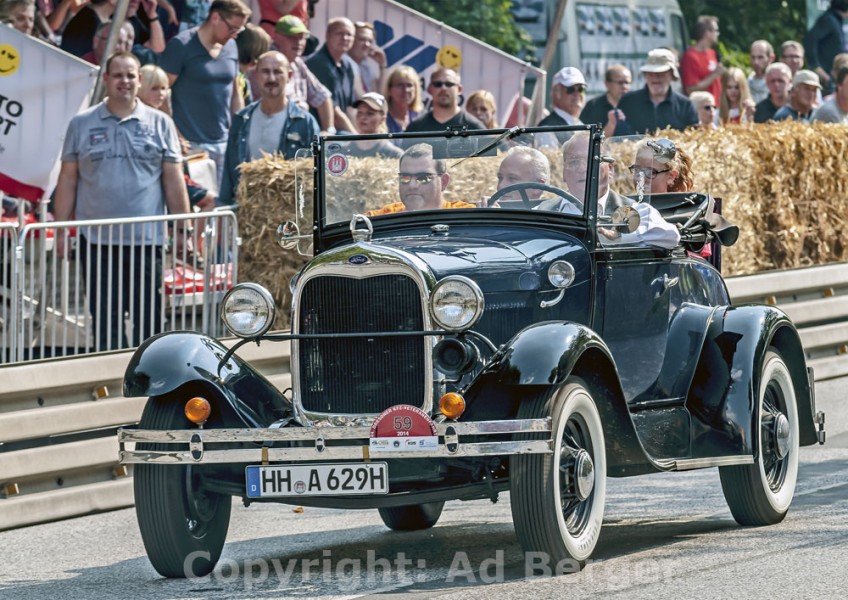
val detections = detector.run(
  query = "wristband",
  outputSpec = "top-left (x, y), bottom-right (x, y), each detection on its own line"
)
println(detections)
top-left (148, 15), bottom-right (160, 22)
top-left (176, 224), bottom-right (194, 234)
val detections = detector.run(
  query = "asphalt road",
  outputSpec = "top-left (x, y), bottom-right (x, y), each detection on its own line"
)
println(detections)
top-left (0, 378), bottom-right (845, 600)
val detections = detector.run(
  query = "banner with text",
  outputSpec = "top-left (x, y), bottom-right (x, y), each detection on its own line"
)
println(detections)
top-left (0, 26), bottom-right (97, 203)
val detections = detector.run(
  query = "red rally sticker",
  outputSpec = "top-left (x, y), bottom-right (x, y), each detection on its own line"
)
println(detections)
top-left (370, 405), bottom-right (438, 438)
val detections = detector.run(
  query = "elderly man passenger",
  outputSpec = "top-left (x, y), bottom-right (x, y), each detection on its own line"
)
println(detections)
top-left (536, 133), bottom-right (680, 249)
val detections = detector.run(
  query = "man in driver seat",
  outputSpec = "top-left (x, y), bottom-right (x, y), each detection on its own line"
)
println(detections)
top-left (537, 132), bottom-right (680, 249)
top-left (367, 143), bottom-right (476, 215)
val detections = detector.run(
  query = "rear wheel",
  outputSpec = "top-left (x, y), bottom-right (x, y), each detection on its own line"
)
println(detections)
top-left (720, 350), bottom-right (799, 525)
top-left (511, 378), bottom-right (606, 570)
top-left (378, 501), bottom-right (445, 531)
top-left (134, 396), bottom-right (231, 578)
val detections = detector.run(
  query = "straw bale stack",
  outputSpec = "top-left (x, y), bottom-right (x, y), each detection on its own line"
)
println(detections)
top-left (235, 123), bottom-right (848, 327)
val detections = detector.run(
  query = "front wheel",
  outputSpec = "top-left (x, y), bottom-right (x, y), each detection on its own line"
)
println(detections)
top-left (378, 501), bottom-right (445, 531)
top-left (134, 396), bottom-right (232, 578)
top-left (719, 349), bottom-right (799, 525)
top-left (511, 378), bottom-right (606, 570)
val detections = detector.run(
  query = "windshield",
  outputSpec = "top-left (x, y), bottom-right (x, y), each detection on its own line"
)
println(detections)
top-left (296, 128), bottom-right (680, 251)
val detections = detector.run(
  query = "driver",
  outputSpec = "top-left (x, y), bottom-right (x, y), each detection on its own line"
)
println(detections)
top-left (495, 146), bottom-right (551, 200)
top-left (367, 143), bottom-right (476, 215)
top-left (538, 132), bottom-right (680, 249)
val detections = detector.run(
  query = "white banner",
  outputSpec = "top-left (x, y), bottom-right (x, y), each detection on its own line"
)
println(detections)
top-left (310, 0), bottom-right (546, 127)
top-left (0, 26), bottom-right (97, 203)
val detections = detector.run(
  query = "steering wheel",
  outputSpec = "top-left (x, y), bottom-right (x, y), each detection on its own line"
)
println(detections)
top-left (487, 182), bottom-right (584, 212)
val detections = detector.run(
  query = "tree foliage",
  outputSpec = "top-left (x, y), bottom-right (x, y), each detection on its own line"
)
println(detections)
top-left (395, 0), bottom-right (537, 62)
top-left (679, 0), bottom-right (807, 55)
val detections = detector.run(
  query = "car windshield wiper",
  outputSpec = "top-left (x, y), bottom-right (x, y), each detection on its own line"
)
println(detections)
top-left (449, 126), bottom-right (523, 169)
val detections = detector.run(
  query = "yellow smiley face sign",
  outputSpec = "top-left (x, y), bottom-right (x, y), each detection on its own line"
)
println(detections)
top-left (0, 44), bottom-right (20, 76)
top-left (436, 45), bottom-right (462, 70)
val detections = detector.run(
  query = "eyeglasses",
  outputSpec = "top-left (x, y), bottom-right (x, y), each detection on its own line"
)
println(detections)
top-left (565, 84), bottom-right (587, 95)
top-left (701, 105), bottom-right (717, 111)
top-left (629, 165), bottom-right (671, 179)
top-left (611, 80), bottom-right (631, 86)
top-left (398, 172), bottom-right (440, 184)
top-left (431, 81), bottom-right (458, 88)
top-left (220, 14), bottom-right (245, 35)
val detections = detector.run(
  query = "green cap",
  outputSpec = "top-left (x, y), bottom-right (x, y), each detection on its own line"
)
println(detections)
top-left (275, 15), bottom-right (309, 36)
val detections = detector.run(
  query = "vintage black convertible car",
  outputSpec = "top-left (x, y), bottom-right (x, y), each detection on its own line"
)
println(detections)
top-left (119, 125), bottom-right (826, 578)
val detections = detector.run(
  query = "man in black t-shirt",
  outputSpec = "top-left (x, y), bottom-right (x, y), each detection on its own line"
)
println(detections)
top-left (405, 67), bottom-right (485, 135)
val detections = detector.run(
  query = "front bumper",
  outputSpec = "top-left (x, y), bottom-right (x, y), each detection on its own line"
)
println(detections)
top-left (118, 418), bottom-right (552, 464)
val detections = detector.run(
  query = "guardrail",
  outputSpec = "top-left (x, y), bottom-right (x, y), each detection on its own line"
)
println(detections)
top-left (1, 262), bottom-right (846, 531)
top-left (725, 262), bottom-right (848, 380)
top-left (1, 211), bottom-right (238, 362)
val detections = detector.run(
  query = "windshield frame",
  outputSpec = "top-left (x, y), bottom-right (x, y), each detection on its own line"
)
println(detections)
top-left (306, 124), bottom-right (605, 254)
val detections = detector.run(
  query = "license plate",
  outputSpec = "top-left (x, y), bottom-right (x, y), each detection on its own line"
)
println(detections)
top-left (245, 463), bottom-right (388, 498)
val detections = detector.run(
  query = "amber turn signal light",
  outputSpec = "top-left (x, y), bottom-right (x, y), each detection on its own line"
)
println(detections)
top-left (184, 397), bottom-right (212, 425)
top-left (439, 392), bottom-right (466, 419)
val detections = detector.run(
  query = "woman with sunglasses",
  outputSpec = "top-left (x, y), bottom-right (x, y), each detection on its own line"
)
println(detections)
top-left (690, 91), bottom-right (719, 129)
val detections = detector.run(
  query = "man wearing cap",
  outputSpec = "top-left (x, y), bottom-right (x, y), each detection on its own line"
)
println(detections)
top-left (347, 93), bottom-right (402, 157)
top-left (613, 49), bottom-right (698, 135)
top-left (218, 51), bottom-right (319, 205)
top-left (773, 69), bottom-right (822, 123)
top-left (405, 68), bottom-right (486, 135)
top-left (537, 66), bottom-right (588, 144)
top-left (306, 17), bottom-right (360, 132)
top-left (273, 14), bottom-right (336, 134)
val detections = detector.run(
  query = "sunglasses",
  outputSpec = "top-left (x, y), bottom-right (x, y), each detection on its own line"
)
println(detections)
top-left (398, 172), bottom-right (440, 184)
top-left (431, 81), bottom-right (458, 88)
top-left (702, 105), bottom-right (717, 111)
top-left (565, 84), bottom-right (587, 95)
top-left (629, 165), bottom-right (671, 179)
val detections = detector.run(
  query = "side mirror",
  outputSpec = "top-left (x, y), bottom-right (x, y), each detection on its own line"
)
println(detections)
top-left (277, 220), bottom-right (306, 250)
top-left (610, 206), bottom-right (640, 233)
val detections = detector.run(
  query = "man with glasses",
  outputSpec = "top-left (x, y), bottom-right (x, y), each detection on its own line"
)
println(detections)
top-left (580, 64), bottom-right (631, 136)
top-left (405, 68), bottom-right (485, 136)
top-left (613, 49), bottom-right (698, 135)
top-left (367, 144), bottom-right (474, 215)
top-left (159, 0), bottom-right (252, 187)
top-left (537, 133), bottom-right (679, 249)
top-left (537, 67), bottom-right (587, 145)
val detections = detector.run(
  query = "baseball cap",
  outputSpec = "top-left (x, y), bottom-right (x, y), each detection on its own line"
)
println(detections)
top-left (552, 67), bottom-right (586, 88)
top-left (792, 69), bottom-right (822, 89)
top-left (353, 92), bottom-right (387, 112)
top-left (640, 49), bottom-right (679, 79)
top-left (275, 15), bottom-right (309, 36)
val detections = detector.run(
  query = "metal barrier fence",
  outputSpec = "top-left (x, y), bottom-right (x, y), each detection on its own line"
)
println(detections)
top-left (1, 211), bottom-right (239, 363)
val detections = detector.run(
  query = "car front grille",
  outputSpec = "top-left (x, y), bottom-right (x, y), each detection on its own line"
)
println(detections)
top-left (297, 273), bottom-right (426, 414)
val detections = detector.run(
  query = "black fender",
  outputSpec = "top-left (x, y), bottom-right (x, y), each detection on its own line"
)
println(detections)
top-left (470, 321), bottom-right (663, 476)
top-left (688, 304), bottom-right (816, 460)
top-left (123, 331), bottom-right (292, 428)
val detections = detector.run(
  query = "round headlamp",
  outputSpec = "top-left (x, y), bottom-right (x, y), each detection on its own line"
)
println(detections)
top-left (430, 276), bottom-right (484, 332)
top-left (548, 261), bottom-right (576, 288)
top-left (221, 283), bottom-right (276, 338)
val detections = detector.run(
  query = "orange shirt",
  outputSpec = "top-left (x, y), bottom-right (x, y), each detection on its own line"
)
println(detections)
top-left (367, 200), bottom-right (476, 216)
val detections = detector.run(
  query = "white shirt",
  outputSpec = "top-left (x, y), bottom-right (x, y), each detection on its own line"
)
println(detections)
top-left (248, 106), bottom-right (288, 160)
